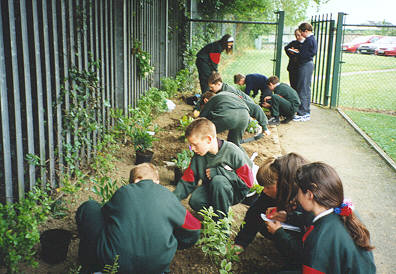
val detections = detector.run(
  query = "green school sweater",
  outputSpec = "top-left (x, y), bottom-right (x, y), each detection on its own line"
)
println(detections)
top-left (96, 180), bottom-right (201, 273)
top-left (199, 92), bottom-right (250, 123)
top-left (302, 212), bottom-right (376, 274)
top-left (273, 83), bottom-right (301, 113)
top-left (173, 140), bottom-right (254, 203)
top-left (219, 83), bottom-right (268, 130)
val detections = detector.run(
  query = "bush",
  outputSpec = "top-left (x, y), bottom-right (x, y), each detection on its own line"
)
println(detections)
top-left (0, 187), bottom-right (52, 273)
top-left (160, 77), bottom-right (179, 98)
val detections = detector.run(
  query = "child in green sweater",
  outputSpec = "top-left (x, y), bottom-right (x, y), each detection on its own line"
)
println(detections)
top-left (173, 118), bottom-right (254, 219)
top-left (76, 163), bottom-right (201, 273)
top-left (272, 162), bottom-right (376, 273)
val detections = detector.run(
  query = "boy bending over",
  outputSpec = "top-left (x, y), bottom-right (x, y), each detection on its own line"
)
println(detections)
top-left (173, 118), bottom-right (254, 219)
top-left (75, 163), bottom-right (201, 273)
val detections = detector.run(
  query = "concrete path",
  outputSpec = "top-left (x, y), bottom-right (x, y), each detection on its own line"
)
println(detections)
top-left (277, 105), bottom-right (396, 273)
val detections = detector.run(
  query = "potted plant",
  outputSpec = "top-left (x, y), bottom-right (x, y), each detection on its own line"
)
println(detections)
top-left (172, 149), bottom-right (194, 184)
top-left (132, 126), bottom-right (157, 165)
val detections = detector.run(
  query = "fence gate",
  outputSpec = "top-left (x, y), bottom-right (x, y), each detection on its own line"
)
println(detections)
top-left (310, 13), bottom-right (344, 108)
top-left (187, 11), bottom-right (285, 87)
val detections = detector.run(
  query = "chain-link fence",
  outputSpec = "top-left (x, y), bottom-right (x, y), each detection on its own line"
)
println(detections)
top-left (189, 20), bottom-right (281, 95)
top-left (338, 25), bottom-right (396, 112)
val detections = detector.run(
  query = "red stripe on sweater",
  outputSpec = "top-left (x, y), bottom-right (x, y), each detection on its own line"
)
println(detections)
top-left (303, 264), bottom-right (325, 274)
top-left (302, 225), bottom-right (314, 243)
top-left (182, 210), bottom-right (201, 230)
top-left (209, 52), bottom-right (220, 64)
top-left (181, 165), bottom-right (194, 182)
top-left (236, 164), bottom-right (254, 188)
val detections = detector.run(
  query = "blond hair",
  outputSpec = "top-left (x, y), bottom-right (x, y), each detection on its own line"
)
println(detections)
top-left (185, 117), bottom-right (216, 139)
top-left (129, 163), bottom-right (159, 183)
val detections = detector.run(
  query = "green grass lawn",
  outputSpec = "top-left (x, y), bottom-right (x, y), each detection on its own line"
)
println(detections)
top-left (343, 110), bottom-right (396, 162)
top-left (341, 52), bottom-right (396, 72)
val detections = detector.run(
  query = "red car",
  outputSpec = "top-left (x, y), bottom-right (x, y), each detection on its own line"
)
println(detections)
top-left (342, 35), bottom-right (382, 53)
top-left (375, 44), bottom-right (396, 56)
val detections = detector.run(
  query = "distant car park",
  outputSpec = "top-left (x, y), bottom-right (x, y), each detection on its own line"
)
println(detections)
top-left (358, 36), bottom-right (396, 54)
top-left (342, 35), bottom-right (382, 53)
top-left (375, 43), bottom-right (396, 56)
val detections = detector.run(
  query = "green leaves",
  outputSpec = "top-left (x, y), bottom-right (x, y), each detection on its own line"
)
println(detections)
top-left (197, 207), bottom-right (240, 273)
top-left (132, 40), bottom-right (154, 78)
top-left (0, 187), bottom-right (52, 273)
top-left (172, 149), bottom-right (194, 170)
top-left (91, 176), bottom-right (122, 205)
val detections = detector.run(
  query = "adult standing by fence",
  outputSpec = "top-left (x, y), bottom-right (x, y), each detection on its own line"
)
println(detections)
top-left (294, 23), bottom-right (317, 122)
top-left (195, 34), bottom-right (234, 94)
top-left (284, 29), bottom-right (304, 91)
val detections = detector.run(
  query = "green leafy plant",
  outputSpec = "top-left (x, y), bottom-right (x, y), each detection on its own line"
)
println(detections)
top-left (198, 207), bottom-right (240, 273)
top-left (131, 127), bottom-right (157, 153)
top-left (160, 77), bottom-right (179, 98)
top-left (246, 119), bottom-right (260, 134)
top-left (0, 187), bottom-right (52, 273)
top-left (132, 40), bottom-right (154, 78)
top-left (172, 149), bottom-right (194, 170)
top-left (103, 255), bottom-right (119, 273)
top-left (179, 115), bottom-right (194, 133)
top-left (249, 183), bottom-right (264, 194)
top-left (91, 176), bottom-right (123, 205)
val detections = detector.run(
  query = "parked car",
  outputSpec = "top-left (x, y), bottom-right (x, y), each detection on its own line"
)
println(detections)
top-left (342, 35), bottom-right (382, 53)
top-left (357, 36), bottom-right (396, 54)
top-left (375, 43), bottom-right (396, 56)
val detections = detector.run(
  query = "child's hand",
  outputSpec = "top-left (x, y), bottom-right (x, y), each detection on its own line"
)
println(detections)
top-left (271, 210), bottom-right (287, 222)
top-left (265, 207), bottom-right (277, 219)
top-left (262, 101), bottom-right (271, 108)
top-left (205, 168), bottom-right (211, 180)
top-left (266, 220), bottom-right (282, 234)
top-left (264, 129), bottom-right (271, 136)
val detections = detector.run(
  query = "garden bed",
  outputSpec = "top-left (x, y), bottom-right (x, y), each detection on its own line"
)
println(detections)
top-left (5, 98), bottom-right (286, 274)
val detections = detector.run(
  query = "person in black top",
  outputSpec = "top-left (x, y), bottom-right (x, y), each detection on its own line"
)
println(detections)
top-left (293, 23), bottom-right (317, 122)
top-left (196, 34), bottom-right (234, 94)
top-left (284, 29), bottom-right (304, 91)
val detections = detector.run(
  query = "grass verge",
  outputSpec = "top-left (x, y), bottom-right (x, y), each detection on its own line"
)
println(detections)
top-left (343, 110), bottom-right (396, 162)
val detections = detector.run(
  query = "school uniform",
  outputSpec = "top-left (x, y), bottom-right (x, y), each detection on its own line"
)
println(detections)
top-left (284, 40), bottom-right (303, 91)
top-left (271, 83), bottom-right (301, 119)
top-left (296, 34), bottom-right (317, 116)
top-left (218, 83), bottom-right (269, 131)
top-left (199, 92), bottom-right (250, 147)
top-left (235, 196), bottom-right (312, 266)
top-left (243, 74), bottom-right (272, 104)
top-left (173, 140), bottom-right (254, 218)
top-left (196, 41), bottom-right (224, 93)
top-left (301, 210), bottom-right (376, 274)
top-left (76, 179), bottom-right (201, 274)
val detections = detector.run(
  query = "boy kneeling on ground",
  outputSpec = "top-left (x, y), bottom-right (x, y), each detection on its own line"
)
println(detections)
top-left (75, 163), bottom-right (201, 273)
top-left (262, 76), bottom-right (301, 126)
top-left (173, 118), bottom-right (254, 220)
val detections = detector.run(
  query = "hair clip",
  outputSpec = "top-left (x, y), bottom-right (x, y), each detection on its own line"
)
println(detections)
top-left (334, 199), bottom-right (354, 216)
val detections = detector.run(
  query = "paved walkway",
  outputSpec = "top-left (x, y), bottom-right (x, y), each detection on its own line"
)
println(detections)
top-left (277, 105), bottom-right (396, 273)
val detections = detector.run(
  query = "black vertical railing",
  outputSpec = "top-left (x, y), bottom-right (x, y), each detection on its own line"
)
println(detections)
top-left (0, 0), bottom-right (184, 203)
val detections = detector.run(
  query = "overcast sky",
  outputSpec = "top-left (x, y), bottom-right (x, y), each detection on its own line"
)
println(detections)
top-left (307, 0), bottom-right (396, 25)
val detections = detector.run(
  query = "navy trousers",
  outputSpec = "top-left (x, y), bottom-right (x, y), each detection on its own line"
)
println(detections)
top-left (296, 61), bottom-right (314, 116)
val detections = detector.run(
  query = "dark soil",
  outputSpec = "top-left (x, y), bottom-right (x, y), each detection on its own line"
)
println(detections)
top-left (3, 98), bottom-right (287, 274)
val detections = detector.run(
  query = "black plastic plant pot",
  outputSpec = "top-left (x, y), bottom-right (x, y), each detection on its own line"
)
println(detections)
top-left (135, 150), bottom-right (154, 165)
top-left (40, 229), bottom-right (73, 264)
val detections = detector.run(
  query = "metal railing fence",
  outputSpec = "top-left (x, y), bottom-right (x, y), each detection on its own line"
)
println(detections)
top-left (0, 0), bottom-right (185, 203)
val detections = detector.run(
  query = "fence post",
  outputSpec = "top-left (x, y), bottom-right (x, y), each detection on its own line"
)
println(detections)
top-left (274, 10), bottom-right (284, 78)
top-left (330, 12), bottom-right (345, 108)
top-left (323, 19), bottom-right (335, 106)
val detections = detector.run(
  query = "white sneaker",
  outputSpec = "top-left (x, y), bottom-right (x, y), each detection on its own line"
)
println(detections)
top-left (302, 114), bottom-right (311, 121)
top-left (293, 115), bottom-right (304, 122)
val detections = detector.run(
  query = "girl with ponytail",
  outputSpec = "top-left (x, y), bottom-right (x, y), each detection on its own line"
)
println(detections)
top-left (294, 162), bottom-right (375, 273)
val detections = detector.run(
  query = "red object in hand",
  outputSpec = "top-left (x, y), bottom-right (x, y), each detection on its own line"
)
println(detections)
top-left (268, 207), bottom-right (277, 219)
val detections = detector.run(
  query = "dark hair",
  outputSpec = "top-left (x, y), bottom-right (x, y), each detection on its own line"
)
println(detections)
top-left (234, 74), bottom-right (245, 84)
top-left (298, 22), bottom-right (313, 32)
top-left (272, 153), bottom-right (309, 210)
top-left (218, 34), bottom-right (233, 53)
top-left (202, 91), bottom-right (216, 102)
top-left (208, 71), bottom-right (222, 85)
top-left (296, 162), bottom-right (374, 251)
top-left (266, 75), bottom-right (279, 86)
